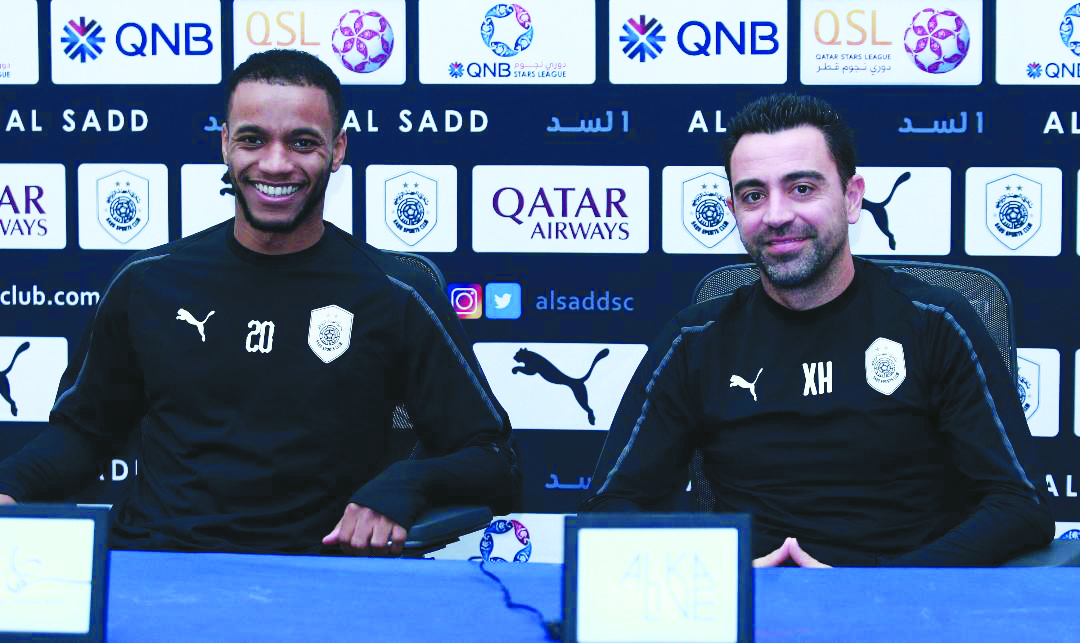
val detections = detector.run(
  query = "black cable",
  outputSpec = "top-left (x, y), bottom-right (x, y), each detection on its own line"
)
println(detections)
top-left (470, 556), bottom-right (563, 641)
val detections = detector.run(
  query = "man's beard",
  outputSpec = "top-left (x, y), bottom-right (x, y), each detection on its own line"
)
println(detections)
top-left (745, 226), bottom-right (846, 290)
top-left (231, 166), bottom-right (332, 234)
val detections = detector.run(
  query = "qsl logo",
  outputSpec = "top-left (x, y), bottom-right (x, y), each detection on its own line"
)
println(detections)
top-left (331, 10), bottom-right (394, 74)
top-left (902, 8), bottom-right (970, 74)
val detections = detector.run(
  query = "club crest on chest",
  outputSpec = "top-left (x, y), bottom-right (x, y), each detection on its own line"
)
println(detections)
top-left (308, 305), bottom-right (354, 364)
top-left (865, 337), bottom-right (906, 395)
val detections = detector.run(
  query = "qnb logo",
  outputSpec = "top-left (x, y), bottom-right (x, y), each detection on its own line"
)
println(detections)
top-left (66, 19), bottom-right (214, 61)
top-left (0, 342), bottom-right (30, 418)
top-left (676, 20), bottom-right (779, 57)
top-left (620, 15), bottom-right (665, 62)
top-left (512, 347), bottom-right (608, 425)
top-left (61, 17), bottom-right (106, 63)
top-left (1023, 61), bottom-right (1080, 79)
top-left (331, 10), bottom-right (394, 74)
top-left (481, 3), bottom-right (533, 57)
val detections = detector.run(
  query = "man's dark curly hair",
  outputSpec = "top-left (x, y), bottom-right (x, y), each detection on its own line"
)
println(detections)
top-left (225, 48), bottom-right (344, 133)
top-left (220, 50), bottom-right (344, 195)
top-left (722, 93), bottom-right (857, 188)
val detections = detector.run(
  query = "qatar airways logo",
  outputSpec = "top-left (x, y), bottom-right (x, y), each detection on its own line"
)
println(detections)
top-left (472, 166), bottom-right (649, 254)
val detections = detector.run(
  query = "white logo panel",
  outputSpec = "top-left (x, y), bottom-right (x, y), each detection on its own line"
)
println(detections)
top-left (607, 0), bottom-right (787, 85)
top-left (661, 166), bottom-right (743, 255)
top-left (419, 0), bottom-right (596, 84)
top-left (865, 337), bottom-right (906, 395)
top-left (0, 0), bottom-right (39, 84)
top-left (996, 1), bottom-right (1080, 84)
top-left (233, 0), bottom-right (406, 85)
top-left (473, 342), bottom-right (647, 431)
top-left (800, 0), bottom-right (983, 85)
top-left (179, 163), bottom-right (353, 238)
top-left (1076, 170), bottom-right (1080, 257)
top-left (0, 337), bottom-right (68, 423)
top-left (1056, 521), bottom-right (1080, 539)
top-left (431, 513), bottom-right (569, 564)
top-left (850, 167), bottom-right (951, 256)
top-left (1075, 349), bottom-right (1080, 437)
top-left (0, 164), bottom-right (67, 250)
top-left (364, 164), bottom-right (457, 252)
top-left (1018, 348), bottom-right (1060, 437)
top-left (473, 166), bottom-right (649, 254)
top-left (51, 0), bottom-right (221, 84)
top-left (965, 167), bottom-right (1062, 256)
top-left (78, 164), bottom-right (168, 250)
top-left (308, 305), bottom-right (353, 363)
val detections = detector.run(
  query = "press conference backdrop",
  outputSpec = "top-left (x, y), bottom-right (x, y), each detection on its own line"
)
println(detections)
top-left (1, 1), bottom-right (1079, 534)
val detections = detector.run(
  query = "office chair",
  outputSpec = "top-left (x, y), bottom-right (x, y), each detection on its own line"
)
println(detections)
top-left (689, 259), bottom-right (1079, 566)
top-left (380, 250), bottom-right (494, 554)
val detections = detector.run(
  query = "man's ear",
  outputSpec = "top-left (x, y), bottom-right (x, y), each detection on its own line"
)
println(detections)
top-left (330, 130), bottom-right (347, 172)
top-left (220, 122), bottom-right (229, 165)
top-left (845, 174), bottom-right (865, 224)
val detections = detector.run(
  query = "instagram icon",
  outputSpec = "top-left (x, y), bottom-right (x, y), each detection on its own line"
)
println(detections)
top-left (448, 283), bottom-right (483, 319)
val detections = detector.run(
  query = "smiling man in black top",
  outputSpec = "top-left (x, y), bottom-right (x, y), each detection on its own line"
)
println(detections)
top-left (583, 94), bottom-right (1052, 567)
top-left (0, 50), bottom-right (519, 556)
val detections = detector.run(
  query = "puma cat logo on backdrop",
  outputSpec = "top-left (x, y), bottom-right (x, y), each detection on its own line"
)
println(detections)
top-left (861, 171), bottom-right (911, 250)
top-left (1, 341), bottom-right (30, 417)
top-left (512, 347), bottom-right (610, 425)
top-left (730, 368), bottom-right (763, 402)
top-left (176, 308), bottom-right (215, 342)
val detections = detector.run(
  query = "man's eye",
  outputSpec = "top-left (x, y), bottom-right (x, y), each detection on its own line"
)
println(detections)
top-left (294, 139), bottom-right (318, 150)
top-left (743, 192), bottom-right (764, 203)
top-left (238, 136), bottom-right (262, 145)
top-left (794, 185), bottom-right (812, 194)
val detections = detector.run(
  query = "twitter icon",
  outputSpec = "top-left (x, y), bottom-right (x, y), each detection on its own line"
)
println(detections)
top-left (485, 282), bottom-right (522, 320)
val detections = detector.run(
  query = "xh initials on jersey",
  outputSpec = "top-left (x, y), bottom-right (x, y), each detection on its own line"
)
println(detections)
top-left (803, 361), bottom-right (833, 396)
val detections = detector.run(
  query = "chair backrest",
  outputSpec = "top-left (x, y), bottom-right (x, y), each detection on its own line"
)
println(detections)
top-left (379, 249), bottom-right (493, 551)
top-left (380, 250), bottom-right (447, 452)
top-left (692, 259), bottom-right (1018, 383)
top-left (687, 259), bottom-right (1019, 512)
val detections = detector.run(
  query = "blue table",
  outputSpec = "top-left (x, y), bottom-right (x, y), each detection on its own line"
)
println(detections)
top-left (106, 551), bottom-right (1080, 641)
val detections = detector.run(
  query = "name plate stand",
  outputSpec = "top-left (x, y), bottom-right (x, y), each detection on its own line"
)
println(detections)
top-left (0, 504), bottom-right (109, 642)
top-left (564, 513), bottom-right (752, 643)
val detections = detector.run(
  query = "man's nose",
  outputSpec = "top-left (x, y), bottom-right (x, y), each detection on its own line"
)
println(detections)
top-left (761, 195), bottom-right (795, 228)
top-left (259, 142), bottom-right (292, 174)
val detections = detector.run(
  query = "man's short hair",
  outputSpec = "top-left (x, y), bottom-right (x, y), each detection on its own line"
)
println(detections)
top-left (723, 94), bottom-right (857, 188)
top-left (225, 49), bottom-right (344, 133)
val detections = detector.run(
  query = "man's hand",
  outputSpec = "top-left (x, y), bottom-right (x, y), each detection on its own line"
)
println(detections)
top-left (0, 494), bottom-right (14, 505)
top-left (752, 537), bottom-right (832, 568)
top-left (752, 537), bottom-right (793, 567)
top-left (322, 503), bottom-right (407, 557)
top-left (786, 538), bottom-right (831, 568)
